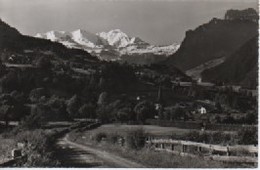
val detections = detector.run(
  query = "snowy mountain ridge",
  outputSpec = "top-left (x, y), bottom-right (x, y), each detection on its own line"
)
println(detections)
top-left (36, 29), bottom-right (179, 64)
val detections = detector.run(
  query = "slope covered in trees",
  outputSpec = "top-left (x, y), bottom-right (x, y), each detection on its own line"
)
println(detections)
top-left (0, 18), bottom-right (190, 125)
top-left (0, 19), bottom-right (97, 63)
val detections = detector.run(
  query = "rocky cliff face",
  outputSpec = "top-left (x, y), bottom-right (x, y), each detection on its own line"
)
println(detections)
top-left (224, 8), bottom-right (258, 22)
top-left (165, 8), bottom-right (258, 71)
top-left (202, 36), bottom-right (258, 88)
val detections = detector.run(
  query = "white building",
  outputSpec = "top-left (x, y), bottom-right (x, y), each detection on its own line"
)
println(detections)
top-left (198, 106), bottom-right (207, 114)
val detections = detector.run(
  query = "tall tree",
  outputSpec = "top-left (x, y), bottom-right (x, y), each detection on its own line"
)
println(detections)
top-left (66, 94), bottom-right (81, 118)
top-left (134, 100), bottom-right (155, 123)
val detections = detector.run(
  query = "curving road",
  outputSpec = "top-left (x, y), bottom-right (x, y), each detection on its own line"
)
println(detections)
top-left (55, 134), bottom-right (145, 168)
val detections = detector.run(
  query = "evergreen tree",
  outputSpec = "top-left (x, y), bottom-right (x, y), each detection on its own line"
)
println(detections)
top-left (66, 94), bottom-right (81, 118)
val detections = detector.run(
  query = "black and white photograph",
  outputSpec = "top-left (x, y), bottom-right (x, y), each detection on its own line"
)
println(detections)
top-left (0, 0), bottom-right (258, 168)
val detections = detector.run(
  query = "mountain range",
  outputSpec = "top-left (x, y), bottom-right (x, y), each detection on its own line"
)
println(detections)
top-left (0, 8), bottom-right (258, 89)
top-left (164, 8), bottom-right (258, 88)
top-left (166, 8), bottom-right (258, 72)
top-left (36, 29), bottom-right (179, 65)
top-left (0, 18), bottom-right (186, 79)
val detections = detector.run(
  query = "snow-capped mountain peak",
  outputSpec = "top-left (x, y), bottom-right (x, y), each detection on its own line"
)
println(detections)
top-left (35, 30), bottom-right (70, 41)
top-left (35, 28), bottom-right (180, 64)
top-left (97, 29), bottom-right (132, 48)
top-left (71, 29), bottom-right (101, 48)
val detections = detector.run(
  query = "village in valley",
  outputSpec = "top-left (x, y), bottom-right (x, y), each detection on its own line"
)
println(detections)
top-left (0, 1), bottom-right (258, 168)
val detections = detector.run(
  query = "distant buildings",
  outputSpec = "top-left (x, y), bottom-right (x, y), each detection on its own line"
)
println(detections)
top-left (198, 106), bottom-right (207, 114)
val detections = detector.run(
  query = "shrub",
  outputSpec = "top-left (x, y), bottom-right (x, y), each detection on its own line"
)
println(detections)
top-left (0, 71), bottom-right (19, 92)
top-left (46, 95), bottom-right (70, 121)
top-left (29, 88), bottom-right (48, 103)
top-left (134, 100), bottom-right (156, 123)
top-left (116, 107), bottom-right (132, 123)
top-left (184, 131), bottom-right (200, 141)
top-left (237, 128), bottom-right (257, 145)
top-left (244, 112), bottom-right (257, 124)
top-left (79, 103), bottom-right (96, 119)
top-left (66, 94), bottom-right (81, 118)
top-left (107, 133), bottom-right (122, 144)
top-left (96, 105), bottom-right (113, 123)
top-left (19, 110), bottom-right (46, 130)
top-left (14, 130), bottom-right (60, 167)
top-left (97, 92), bottom-right (108, 106)
top-left (35, 56), bottom-right (52, 70)
top-left (94, 132), bottom-right (107, 143)
top-left (125, 128), bottom-right (146, 150)
top-left (96, 100), bottom-right (121, 123)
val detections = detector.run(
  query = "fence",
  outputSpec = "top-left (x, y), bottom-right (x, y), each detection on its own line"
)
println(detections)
top-left (146, 137), bottom-right (258, 163)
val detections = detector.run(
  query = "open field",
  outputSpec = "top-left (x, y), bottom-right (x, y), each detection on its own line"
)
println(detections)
top-left (84, 124), bottom-right (235, 137)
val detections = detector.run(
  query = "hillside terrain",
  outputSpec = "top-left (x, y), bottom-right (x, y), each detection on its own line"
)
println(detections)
top-left (0, 20), bottom-right (97, 64)
top-left (0, 18), bottom-right (188, 122)
top-left (165, 8), bottom-right (258, 71)
top-left (202, 36), bottom-right (258, 88)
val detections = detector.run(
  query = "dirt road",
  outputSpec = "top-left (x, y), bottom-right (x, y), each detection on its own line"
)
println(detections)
top-left (55, 134), bottom-right (145, 168)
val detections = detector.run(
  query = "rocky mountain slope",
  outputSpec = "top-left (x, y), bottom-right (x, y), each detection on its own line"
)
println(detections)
top-left (201, 36), bottom-right (258, 88)
top-left (185, 57), bottom-right (225, 80)
top-left (36, 29), bottom-right (179, 65)
top-left (165, 8), bottom-right (258, 71)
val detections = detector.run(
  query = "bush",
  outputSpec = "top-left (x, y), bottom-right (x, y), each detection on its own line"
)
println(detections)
top-left (96, 100), bottom-right (121, 123)
top-left (107, 133), bottom-right (122, 144)
top-left (66, 94), bottom-right (81, 118)
top-left (29, 88), bottom-right (48, 103)
top-left (96, 105), bottom-right (114, 123)
top-left (46, 95), bottom-right (70, 121)
top-left (14, 130), bottom-right (60, 167)
top-left (19, 110), bottom-right (46, 130)
top-left (116, 107), bottom-right (132, 123)
top-left (237, 128), bottom-right (257, 145)
top-left (79, 103), bottom-right (96, 119)
top-left (125, 128), bottom-right (146, 150)
top-left (211, 131), bottom-right (234, 145)
top-left (97, 92), bottom-right (108, 106)
top-left (35, 56), bottom-right (52, 70)
top-left (134, 100), bottom-right (156, 123)
top-left (94, 132), bottom-right (107, 143)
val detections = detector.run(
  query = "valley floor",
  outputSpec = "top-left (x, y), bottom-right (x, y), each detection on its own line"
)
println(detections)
top-left (66, 125), bottom-right (250, 168)
top-left (0, 122), bottom-right (255, 168)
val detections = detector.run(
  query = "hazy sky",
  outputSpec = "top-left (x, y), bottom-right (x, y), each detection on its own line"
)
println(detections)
top-left (0, 0), bottom-right (257, 45)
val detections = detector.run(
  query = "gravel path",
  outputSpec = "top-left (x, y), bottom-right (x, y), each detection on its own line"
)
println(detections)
top-left (55, 134), bottom-right (145, 168)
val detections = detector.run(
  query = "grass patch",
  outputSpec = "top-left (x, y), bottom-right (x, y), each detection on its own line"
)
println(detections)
top-left (68, 128), bottom-right (244, 168)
